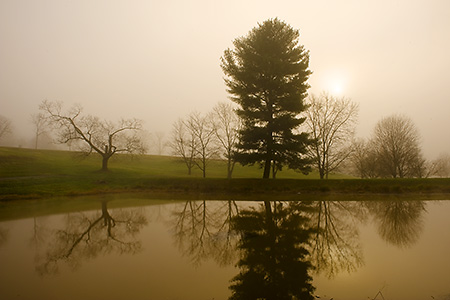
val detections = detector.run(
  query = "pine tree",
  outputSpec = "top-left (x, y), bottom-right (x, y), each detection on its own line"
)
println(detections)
top-left (221, 18), bottom-right (312, 178)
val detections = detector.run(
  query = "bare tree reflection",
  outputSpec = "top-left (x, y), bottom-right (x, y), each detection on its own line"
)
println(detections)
top-left (229, 200), bottom-right (316, 300)
top-left (367, 200), bottom-right (426, 248)
top-left (36, 200), bottom-right (147, 275)
top-left (29, 217), bottom-right (51, 253)
top-left (307, 201), bottom-right (366, 277)
top-left (171, 200), bottom-right (239, 266)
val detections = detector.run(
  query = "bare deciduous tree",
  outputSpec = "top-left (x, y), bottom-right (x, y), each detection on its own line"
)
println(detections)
top-left (304, 92), bottom-right (359, 179)
top-left (372, 114), bottom-right (423, 178)
top-left (39, 100), bottom-right (145, 171)
top-left (427, 153), bottom-right (450, 178)
top-left (170, 118), bottom-right (197, 175)
top-left (170, 112), bottom-right (218, 178)
top-left (0, 115), bottom-right (12, 140)
top-left (31, 113), bottom-right (49, 149)
top-left (212, 102), bottom-right (241, 179)
top-left (185, 112), bottom-right (217, 178)
top-left (152, 131), bottom-right (167, 155)
top-left (350, 138), bottom-right (380, 178)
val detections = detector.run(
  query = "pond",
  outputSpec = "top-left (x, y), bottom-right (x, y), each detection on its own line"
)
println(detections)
top-left (0, 198), bottom-right (449, 300)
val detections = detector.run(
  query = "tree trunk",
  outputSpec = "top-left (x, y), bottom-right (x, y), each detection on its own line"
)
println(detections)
top-left (263, 159), bottom-right (271, 179)
top-left (227, 158), bottom-right (232, 179)
top-left (101, 155), bottom-right (109, 172)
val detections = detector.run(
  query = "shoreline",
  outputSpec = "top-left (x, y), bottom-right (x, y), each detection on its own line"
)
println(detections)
top-left (2, 177), bottom-right (450, 201)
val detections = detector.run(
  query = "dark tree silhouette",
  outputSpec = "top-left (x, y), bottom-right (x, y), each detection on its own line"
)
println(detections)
top-left (221, 18), bottom-right (312, 178)
top-left (229, 201), bottom-right (315, 300)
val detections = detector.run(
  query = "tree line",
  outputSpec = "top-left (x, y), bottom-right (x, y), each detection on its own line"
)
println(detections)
top-left (2, 18), bottom-right (449, 178)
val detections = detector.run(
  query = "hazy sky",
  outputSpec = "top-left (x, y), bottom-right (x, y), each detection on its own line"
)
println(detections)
top-left (1, 0), bottom-right (449, 158)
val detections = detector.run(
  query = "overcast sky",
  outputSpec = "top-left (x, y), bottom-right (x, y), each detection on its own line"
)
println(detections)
top-left (1, 0), bottom-right (449, 158)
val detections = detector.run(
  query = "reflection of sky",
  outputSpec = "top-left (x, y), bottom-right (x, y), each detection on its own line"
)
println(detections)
top-left (0, 200), bottom-right (449, 300)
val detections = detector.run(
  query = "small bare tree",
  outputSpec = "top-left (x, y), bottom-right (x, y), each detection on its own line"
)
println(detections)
top-left (350, 138), bottom-right (380, 178)
top-left (31, 113), bottom-right (49, 149)
top-left (426, 153), bottom-right (450, 178)
top-left (170, 112), bottom-right (218, 177)
top-left (170, 119), bottom-right (197, 175)
top-left (0, 115), bottom-right (12, 140)
top-left (304, 92), bottom-right (359, 179)
top-left (152, 131), bottom-right (167, 155)
top-left (185, 112), bottom-right (217, 178)
top-left (39, 100), bottom-right (145, 171)
top-left (211, 102), bottom-right (241, 179)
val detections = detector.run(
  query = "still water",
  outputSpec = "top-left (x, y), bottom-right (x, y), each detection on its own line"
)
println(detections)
top-left (0, 198), bottom-right (449, 300)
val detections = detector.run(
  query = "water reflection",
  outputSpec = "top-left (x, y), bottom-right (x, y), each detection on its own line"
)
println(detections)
top-left (308, 201), bottom-right (366, 277)
top-left (35, 200), bottom-right (147, 275)
top-left (0, 198), bottom-right (439, 300)
top-left (170, 199), bottom-right (429, 299)
top-left (0, 225), bottom-right (8, 247)
top-left (367, 200), bottom-right (426, 248)
top-left (171, 200), bottom-right (239, 266)
top-left (229, 200), bottom-right (315, 300)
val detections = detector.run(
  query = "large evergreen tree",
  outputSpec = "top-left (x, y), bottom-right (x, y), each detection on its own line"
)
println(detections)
top-left (221, 18), bottom-right (312, 178)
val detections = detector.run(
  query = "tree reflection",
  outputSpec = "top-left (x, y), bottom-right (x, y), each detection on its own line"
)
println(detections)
top-left (36, 200), bottom-right (147, 275)
top-left (308, 201), bottom-right (366, 277)
top-left (171, 200), bottom-right (239, 266)
top-left (367, 200), bottom-right (426, 248)
top-left (229, 200), bottom-right (316, 300)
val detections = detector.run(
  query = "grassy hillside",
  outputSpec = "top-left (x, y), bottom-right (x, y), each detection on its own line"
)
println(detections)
top-left (1, 147), bottom-right (450, 200)
top-left (0, 146), bottom-right (341, 179)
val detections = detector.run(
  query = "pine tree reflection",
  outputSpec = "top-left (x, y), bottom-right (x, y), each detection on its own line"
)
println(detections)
top-left (308, 201), bottom-right (366, 277)
top-left (367, 200), bottom-right (426, 248)
top-left (229, 200), bottom-right (315, 300)
top-left (171, 200), bottom-right (239, 266)
top-left (36, 200), bottom-right (147, 275)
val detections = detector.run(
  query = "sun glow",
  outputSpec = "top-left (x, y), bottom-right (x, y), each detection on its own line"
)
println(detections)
top-left (331, 82), bottom-right (344, 96)
top-left (321, 69), bottom-right (349, 97)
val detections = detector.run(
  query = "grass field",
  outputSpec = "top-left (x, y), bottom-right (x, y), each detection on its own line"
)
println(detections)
top-left (1, 147), bottom-right (450, 201)
top-left (0, 146), bottom-right (338, 179)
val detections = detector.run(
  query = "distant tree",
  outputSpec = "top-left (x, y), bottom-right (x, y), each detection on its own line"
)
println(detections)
top-left (371, 114), bottom-right (424, 178)
top-left (431, 153), bottom-right (450, 177)
top-left (31, 113), bottom-right (49, 149)
top-left (304, 92), bottom-right (358, 179)
top-left (0, 115), bottom-right (12, 140)
top-left (39, 100), bottom-right (145, 171)
top-left (221, 18), bottom-right (312, 178)
top-left (211, 102), bottom-right (241, 179)
top-left (170, 118), bottom-right (197, 175)
top-left (350, 138), bottom-right (380, 178)
top-left (185, 112), bottom-right (217, 178)
top-left (152, 131), bottom-right (167, 155)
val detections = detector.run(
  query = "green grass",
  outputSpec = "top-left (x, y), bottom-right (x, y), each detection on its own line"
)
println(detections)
top-left (0, 146), bottom-right (340, 179)
top-left (1, 147), bottom-right (450, 201)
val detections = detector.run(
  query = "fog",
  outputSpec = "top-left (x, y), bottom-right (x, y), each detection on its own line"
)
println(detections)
top-left (1, 0), bottom-right (449, 158)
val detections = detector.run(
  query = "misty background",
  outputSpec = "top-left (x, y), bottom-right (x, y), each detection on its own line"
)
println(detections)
top-left (1, 0), bottom-right (449, 159)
